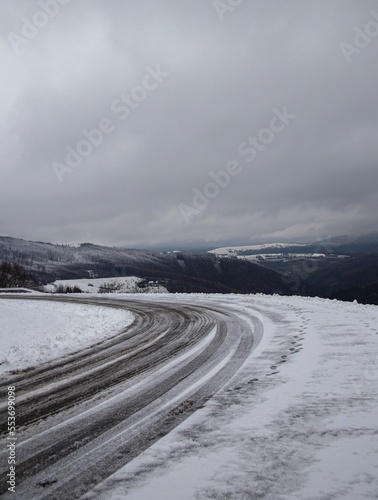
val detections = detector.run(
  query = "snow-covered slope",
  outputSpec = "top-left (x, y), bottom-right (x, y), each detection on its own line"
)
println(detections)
top-left (44, 276), bottom-right (169, 294)
top-left (0, 236), bottom-right (166, 267)
top-left (209, 242), bottom-right (307, 255)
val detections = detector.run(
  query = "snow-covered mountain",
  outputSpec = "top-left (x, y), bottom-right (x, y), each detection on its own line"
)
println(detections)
top-left (207, 236), bottom-right (378, 305)
top-left (1, 235), bottom-right (378, 304)
top-left (209, 233), bottom-right (378, 257)
top-left (209, 242), bottom-right (308, 255)
top-left (0, 236), bottom-right (294, 296)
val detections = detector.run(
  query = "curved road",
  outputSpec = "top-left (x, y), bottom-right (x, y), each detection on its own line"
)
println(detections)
top-left (0, 296), bottom-right (262, 499)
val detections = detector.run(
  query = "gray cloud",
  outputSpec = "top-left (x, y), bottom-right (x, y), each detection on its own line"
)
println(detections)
top-left (1, 0), bottom-right (377, 249)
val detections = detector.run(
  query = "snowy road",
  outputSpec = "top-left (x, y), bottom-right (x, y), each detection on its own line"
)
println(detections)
top-left (0, 296), bottom-right (262, 499)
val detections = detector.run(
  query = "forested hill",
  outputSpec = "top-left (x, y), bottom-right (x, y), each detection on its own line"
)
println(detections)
top-left (0, 236), bottom-right (294, 295)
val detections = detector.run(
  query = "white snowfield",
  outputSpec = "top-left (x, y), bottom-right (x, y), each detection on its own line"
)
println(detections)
top-left (1, 293), bottom-right (377, 499)
top-left (44, 276), bottom-right (169, 294)
top-left (0, 299), bottom-right (134, 374)
top-left (209, 242), bottom-right (307, 254)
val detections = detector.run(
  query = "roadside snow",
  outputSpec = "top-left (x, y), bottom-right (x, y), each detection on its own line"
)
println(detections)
top-left (85, 293), bottom-right (378, 500)
top-left (0, 299), bottom-right (133, 375)
top-left (1, 294), bottom-right (377, 498)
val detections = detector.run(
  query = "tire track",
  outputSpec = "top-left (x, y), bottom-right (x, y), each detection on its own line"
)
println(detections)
top-left (0, 296), bottom-right (260, 499)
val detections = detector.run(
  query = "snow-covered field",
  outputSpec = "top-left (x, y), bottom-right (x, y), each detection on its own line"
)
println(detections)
top-left (44, 276), bottom-right (168, 294)
top-left (1, 293), bottom-right (377, 498)
top-left (209, 242), bottom-right (308, 254)
top-left (0, 299), bottom-right (134, 374)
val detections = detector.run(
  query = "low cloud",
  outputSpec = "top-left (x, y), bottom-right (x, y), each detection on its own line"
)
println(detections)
top-left (1, 0), bottom-right (377, 248)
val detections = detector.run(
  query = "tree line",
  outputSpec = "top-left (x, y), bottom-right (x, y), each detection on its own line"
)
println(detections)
top-left (0, 262), bottom-right (37, 289)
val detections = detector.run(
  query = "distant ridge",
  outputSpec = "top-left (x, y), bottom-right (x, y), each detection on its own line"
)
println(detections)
top-left (0, 236), bottom-right (294, 295)
top-left (209, 234), bottom-right (378, 256)
top-left (1, 235), bottom-right (378, 304)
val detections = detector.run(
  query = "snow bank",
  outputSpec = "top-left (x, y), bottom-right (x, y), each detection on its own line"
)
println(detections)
top-left (0, 299), bottom-right (133, 374)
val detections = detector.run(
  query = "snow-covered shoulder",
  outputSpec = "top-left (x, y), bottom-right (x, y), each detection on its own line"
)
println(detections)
top-left (85, 293), bottom-right (378, 500)
top-left (0, 299), bottom-right (133, 375)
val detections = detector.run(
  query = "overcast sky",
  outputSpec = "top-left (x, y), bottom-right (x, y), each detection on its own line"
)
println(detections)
top-left (1, 0), bottom-right (377, 249)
